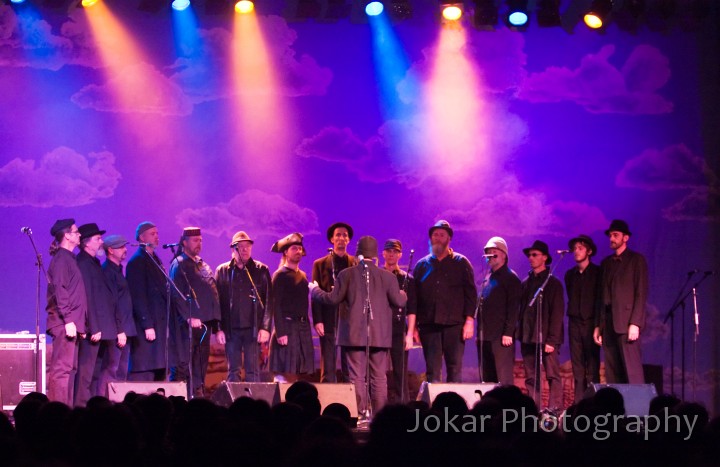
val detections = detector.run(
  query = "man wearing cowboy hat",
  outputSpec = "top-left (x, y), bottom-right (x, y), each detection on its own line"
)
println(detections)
top-left (564, 234), bottom-right (601, 403)
top-left (595, 220), bottom-right (648, 384)
top-left (214, 231), bottom-right (272, 382)
top-left (269, 233), bottom-right (315, 381)
top-left (518, 240), bottom-right (565, 410)
top-left (412, 220), bottom-right (477, 383)
top-left (476, 236), bottom-right (521, 386)
top-left (311, 222), bottom-right (358, 383)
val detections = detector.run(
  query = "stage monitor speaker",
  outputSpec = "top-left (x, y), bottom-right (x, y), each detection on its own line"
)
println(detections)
top-left (211, 382), bottom-right (280, 407)
top-left (279, 382), bottom-right (358, 418)
top-left (107, 382), bottom-right (187, 402)
top-left (0, 333), bottom-right (46, 411)
top-left (417, 382), bottom-right (499, 409)
top-left (584, 384), bottom-right (658, 416)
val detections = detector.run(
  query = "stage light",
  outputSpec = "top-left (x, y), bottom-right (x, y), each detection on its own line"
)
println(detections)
top-left (235, 0), bottom-right (254, 13)
top-left (441, 0), bottom-right (463, 21)
top-left (505, 0), bottom-right (528, 28)
top-left (472, 0), bottom-right (498, 29)
top-left (10, 0), bottom-right (26, 4)
top-left (366, 1), bottom-right (383, 16)
top-left (584, 0), bottom-right (613, 29)
top-left (172, 0), bottom-right (191, 11)
top-left (81, 0), bottom-right (100, 6)
top-left (536, 0), bottom-right (561, 27)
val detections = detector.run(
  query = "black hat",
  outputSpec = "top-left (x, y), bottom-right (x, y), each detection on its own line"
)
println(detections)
top-left (428, 220), bottom-right (453, 238)
top-left (523, 240), bottom-right (552, 265)
top-left (50, 219), bottom-right (75, 237)
top-left (230, 231), bottom-right (253, 247)
top-left (326, 222), bottom-right (354, 243)
top-left (271, 232), bottom-right (305, 254)
top-left (383, 239), bottom-right (402, 252)
top-left (356, 236), bottom-right (379, 259)
top-left (78, 223), bottom-right (106, 241)
top-left (604, 219), bottom-right (632, 237)
top-left (568, 234), bottom-right (597, 257)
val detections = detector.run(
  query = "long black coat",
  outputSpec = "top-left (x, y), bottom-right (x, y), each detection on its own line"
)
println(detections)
top-left (312, 261), bottom-right (407, 348)
top-left (77, 250), bottom-right (118, 339)
top-left (599, 248), bottom-right (648, 333)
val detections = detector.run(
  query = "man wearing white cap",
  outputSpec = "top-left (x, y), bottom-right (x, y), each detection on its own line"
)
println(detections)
top-left (476, 237), bottom-right (521, 386)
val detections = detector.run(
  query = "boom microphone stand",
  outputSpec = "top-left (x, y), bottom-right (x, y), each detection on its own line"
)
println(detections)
top-left (360, 257), bottom-right (373, 419)
top-left (662, 270), bottom-right (697, 396)
top-left (21, 227), bottom-right (48, 393)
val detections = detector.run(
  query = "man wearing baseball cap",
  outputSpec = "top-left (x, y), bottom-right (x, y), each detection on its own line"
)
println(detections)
top-left (564, 234), bottom-right (601, 403)
top-left (412, 220), bottom-right (477, 383)
top-left (595, 220), bottom-right (648, 384)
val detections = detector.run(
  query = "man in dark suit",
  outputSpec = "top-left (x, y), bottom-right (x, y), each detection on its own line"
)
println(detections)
top-left (310, 236), bottom-right (407, 417)
top-left (595, 220), bottom-right (648, 384)
top-left (311, 222), bottom-right (358, 382)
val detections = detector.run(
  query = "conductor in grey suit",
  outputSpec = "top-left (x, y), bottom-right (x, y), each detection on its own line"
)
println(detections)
top-left (309, 236), bottom-right (407, 417)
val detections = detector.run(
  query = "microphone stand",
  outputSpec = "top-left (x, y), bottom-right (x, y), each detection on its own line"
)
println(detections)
top-left (662, 271), bottom-right (696, 395)
top-left (527, 252), bottom-right (567, 407)
top-left (476, 274), bottom-right (489, 383)
top-left (360, 259), bottom-right (373, 419)
top-left (400, 249), bottom-right (414, 404)
top-left (173, 251), bottom-right (202, 398)
top-left (22, 228), bottom-right (49, 393)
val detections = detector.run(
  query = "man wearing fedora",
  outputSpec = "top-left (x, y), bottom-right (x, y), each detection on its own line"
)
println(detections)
top-left (564, 234), bottom-right (601, 403)
top-left (215, 231), bottom-right (272, 382)
top-left (269, 233), bottom-right (315, 381)
top-left (595, 220), bottom-right (648, 384)
top-left (311, 222), bottom-right (358, 383)
top-left (518, 240), bottom-right (564, 410)
top-left (102, 234), bottom-right (136, 383)
top-left (170, 227), bottom-right (221, 397)
top-left (476, 236), bottom-right (521, 386)
top-left (310, 236), bottom-right (407, 416)
top-left (75, 223), bottom-right (126, 406)
top-left (46, 219), bottom-right (87, 406)
top-left (412, 220), bottom-right (477, 383)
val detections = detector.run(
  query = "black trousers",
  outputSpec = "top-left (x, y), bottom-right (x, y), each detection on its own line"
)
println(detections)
top-left (476, 339), bottom-right (515, 386)
top-left (603, 309), bottom-right (644, 384)
top-left (569, 317), bottom-right (600, 402)
top-left (419, 323), bottom-right (465, 383)
top-left (388, 320), bottom-right (409, 403)
top-left (521, 342), bottom-right (563, 410)
top-left (173, 325), bottom-right (211, 396)
top-left (319, 333), bottom-right (348, 382)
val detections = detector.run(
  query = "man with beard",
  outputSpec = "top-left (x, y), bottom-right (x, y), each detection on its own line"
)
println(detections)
top-left (269, 233), bottom-right (314, 381)
top-left (311, 222), bottom-right (357, 382)
top-left (564, 234), bottom-right (601, 403)
top-left (215, 231), bottom-right (272, 382)
top-left (170, 227), bottom-right (221, 397)
top-left (412, 220), bottom-right (477, 382)
top-left (127, 222), bottom-right (172, 381)
top-left (476, 236), bottom-right (520, 386)
top-left (595, 220), bottom-right (648, 384)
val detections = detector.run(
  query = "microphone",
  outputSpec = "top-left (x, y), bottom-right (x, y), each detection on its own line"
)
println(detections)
top-left (556, 249), bottom-right (570, 254)
top-left (358, 254), bottom-right (367, 268)
top-left (481, 254), bottom-right (497, 258)
top-left (20, 226), bottom-right (32, 235)
top-left (130, 243), bottom-right (152, 247)
top-left (687, 269), bottom-right (698, 277)
top-left (162, 242), bottom-right (180, 249)
top-left (705, 271), bottom-right (716, 276)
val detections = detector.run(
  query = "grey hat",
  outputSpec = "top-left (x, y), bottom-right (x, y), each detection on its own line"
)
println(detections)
top-left (103, 234), bottom-right (128, 250)
top-left (135, 221), bottom-right (156, 241)
top-left (383, 239), bottom-right (402, 252)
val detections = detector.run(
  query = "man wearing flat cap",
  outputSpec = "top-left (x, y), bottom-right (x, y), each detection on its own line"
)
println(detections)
top-left (518, 240), bottom-right (565, 410)
top-left (412, 220), bottom-right (477, 383)
top-left (564, 234), bottom-right (601, 403)
top-left (595, 220), bottom-right (648, 384)
top-left (215, 231), bottom-right (272, 382)
top-left (102, 234), bottom-right (136, 383)
top-left (311, 222), bottom-right (358, 383)
top-left (126, 221), bottom-right (173, 382)
top-left (381, 239), bottom-right (417, 403)
top-left (268, 233), bottom-right (314, 381)
top-left (310, 236), bottom-right (407, 416)
top-left (46, 219), bottom-right (87, 405)
top-left (477, 236), bottom-right (520, 386)
top-left (170, 227), bottom-right (221, 397)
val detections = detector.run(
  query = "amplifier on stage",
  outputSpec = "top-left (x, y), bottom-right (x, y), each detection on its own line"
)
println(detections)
top-left (0, 333), bottom-right (46, 411)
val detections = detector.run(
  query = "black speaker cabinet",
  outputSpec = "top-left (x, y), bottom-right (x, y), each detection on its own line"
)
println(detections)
top-left (584, 383), bottom-right (658, 416)
top-left (417, 382), bottom-right (499, 409)
top-left (0, 333), bottom-right (46, 410)
top-left (211, 382), bottom-right (281, 407)
top-left (107, 381), bottom-right (188, 402)
top-left (278, 382), bottom-right (359, 418)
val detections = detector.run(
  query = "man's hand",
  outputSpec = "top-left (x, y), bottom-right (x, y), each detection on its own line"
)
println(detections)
top-left (277, 335), bottom-right (288, 346)
top-left (593, 327), bottom-right (602, 346)
top-left (145, 328), bottom-right (156, 342)
top-left (117, 332), bottom-right (127, 348)
top-left (308, 281), bottom-right (319, 292)
top-left (65, 322), bottom-right (77, 339)
top-left (258, 330), bottom-right (270, 343)
top-left (501, 335), bottom-right (513, 347)
top-left (216, 330), bottom-right (226, 345)
top-left (628, 324), bottom-right (640, 342)
top-left (315, 323), bottom-right (325, 337)
top-left (91, 331), bottom-right (102, 343)
top-left (544, 344), bottom-right (555, 354)
top-left (399, 290), bottom-right (407, 299)
top-left (188, 318), bottom-right (202, 329)
top-left (404, 333), bottom-right (414, 351)
top-left (462, 318), bottom-right (474, 341)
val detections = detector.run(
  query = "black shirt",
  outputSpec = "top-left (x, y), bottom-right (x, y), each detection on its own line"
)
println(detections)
top-left (564, 262), bottom-right (601, 322)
